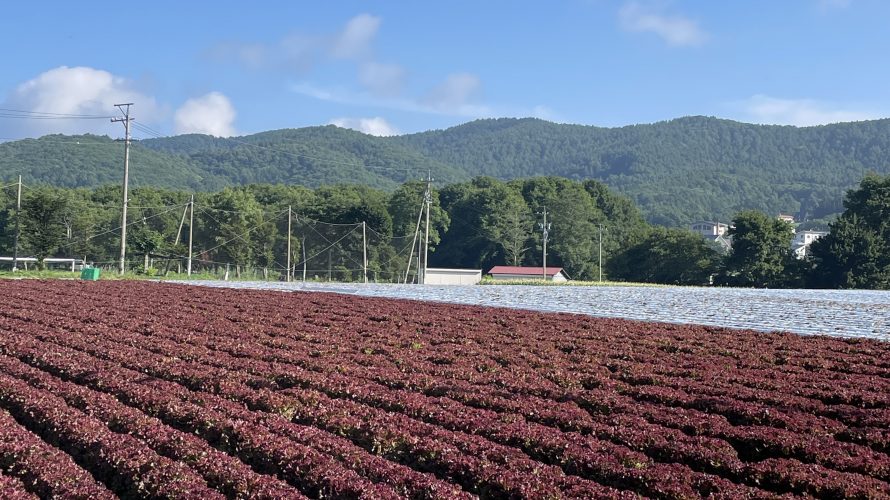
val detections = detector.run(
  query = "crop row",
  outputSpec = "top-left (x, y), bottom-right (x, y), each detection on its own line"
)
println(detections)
top-left (0, 279), bottom-right (888, 499)
top-left (0, 321), bottom-right (625, 498)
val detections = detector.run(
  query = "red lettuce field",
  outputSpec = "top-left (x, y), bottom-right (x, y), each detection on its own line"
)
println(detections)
top-left (0, 280), bottom-right (887, 499)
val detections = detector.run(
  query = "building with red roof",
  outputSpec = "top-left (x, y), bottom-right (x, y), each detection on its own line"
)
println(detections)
top-left (487, 266), bottom-right (569, 282)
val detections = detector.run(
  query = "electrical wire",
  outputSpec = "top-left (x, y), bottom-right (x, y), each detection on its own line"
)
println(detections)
top-left (198, 208), bottom-right (289, 256)
top-left (293, 225), bottom-right (360, 269)
top-left (0, 109), bottom-right (114, 120)
top-left (64, 204), bottom-right (185, 247)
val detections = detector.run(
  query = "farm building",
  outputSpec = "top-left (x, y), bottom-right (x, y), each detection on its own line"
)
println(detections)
top-left (424, 268), bottom-right (483, 285)
top-left (487, 266), bottom-right (569, 282)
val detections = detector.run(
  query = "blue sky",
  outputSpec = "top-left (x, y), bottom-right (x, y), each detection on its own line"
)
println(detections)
top-left (1, 0), bottom-right (888, 139)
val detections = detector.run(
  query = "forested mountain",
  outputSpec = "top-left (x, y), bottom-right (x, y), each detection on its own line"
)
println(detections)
top-left (141, 127), bottom-right (465, 189)
top-left (0, 134), bottom-right (227, 191)
top-left (390, 117), bottom-right (890, 225)
top-left (3, 117), bottom-right (890, 226)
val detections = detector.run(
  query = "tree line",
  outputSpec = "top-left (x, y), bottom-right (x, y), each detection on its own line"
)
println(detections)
top-left (6, 116), bottom-right (890, 229)
top-left (1, 174), bottom-right (888, 288)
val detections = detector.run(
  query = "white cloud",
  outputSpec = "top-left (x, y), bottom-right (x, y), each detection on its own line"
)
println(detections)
top-left (330, 13), bottom-right (381, 59)
top-left (0, 66), bottom-right (161, 138)
top-left (619, 2), bottom-right (708, 47)
top-left (423, 73), bottom-right (483, 112)
top-left (736, 94), bottom-right (877, 126)
top-left (358, 62), bottom-right (405, 97)
top-left (173, 92), bottom-right (237, 136)
top-left (329, 117), bottom-right (399, 136)
top-left (208, 14), bottom-right (380, 72)
top-left (279, 34), bottom-right (319, 71)
top-left (293, 74), bottom-right (492, 118)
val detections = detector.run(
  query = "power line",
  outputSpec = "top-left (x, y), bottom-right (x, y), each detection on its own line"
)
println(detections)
top-left (199, 208), bottom-right (289, 256)
top-left (131, 120), bottom-right (167, 138)
top-left (63, 203), bottom-right (185, 248)
top-left (294, 225), bottom-right (361, 270)
top-left (0, 108), bottom-right (114, 120)
top-left (0, 137), bottom-right (119, 146)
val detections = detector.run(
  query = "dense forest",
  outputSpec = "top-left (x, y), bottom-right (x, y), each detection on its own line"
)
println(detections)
top-left (0, 177), bottom-right (646, 282)
top-left (2, 174), bottom-right (887, 288)
top-left (2, 117), bottom-right (890, 226)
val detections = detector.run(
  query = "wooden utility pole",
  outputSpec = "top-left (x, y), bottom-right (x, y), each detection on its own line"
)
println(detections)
top-left (598, 224), bottom-right (604, 283)
top-left (111, 103), bottom-right (133, 275)
top-left (286, 206), bottom-right (292, 282)
top-left (538, 207), bottom-right (550, 281)
top-left (422, 171), bottom-right (431, 285)
top-left (404, 196), bottom-right (425, 284)
top-left (187, 194), bottom-right (194, 276)
top-left (163, 201), bottom-right (190, 276)
top-left (302, 235), bottom-right (307, 282)
top-left (362, 221), bottom-right (368, 283)
top-left (12, 175), bottom-right (21, 272)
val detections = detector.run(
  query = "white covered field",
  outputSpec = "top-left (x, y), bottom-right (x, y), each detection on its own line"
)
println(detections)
top-left (176, 281), bottom-right (890, 341)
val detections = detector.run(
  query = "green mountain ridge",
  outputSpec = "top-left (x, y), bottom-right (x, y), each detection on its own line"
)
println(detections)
top-left (3, 116), bottom-right (889, 226)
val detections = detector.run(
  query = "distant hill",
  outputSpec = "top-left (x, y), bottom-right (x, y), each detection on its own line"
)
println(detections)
top-left (3, 117), bottom-right (890, 226)
top-left (0, 134), bottom-right (226, 191)
top-left (140, 127), bottom-right (465, 190)
top-left (388, 117), bottom-right (890, 225)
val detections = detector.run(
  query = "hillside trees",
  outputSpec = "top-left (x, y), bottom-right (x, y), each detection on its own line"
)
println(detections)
top-left (434, 177), bottom-right (650, 280)
top-left (485, 190), bottom-right (534, 267)
top-left (718, 210), bottom-right (794, 287)
top-left (608, 227), bottom-right (720, 285)
top-left (434, 178), bottom-right (532, 270)
top-left (20, 187), bottom-right (69, 267)
top-left (523, 178), bottom-right (601, 280)
top-left (201, 188), bottom-right (267, 277)
top-left (308, 185), bottom-right (395, 281)
top-left (387, 181), bottom-right (450, 280)
top-left (59, 190), bottom-right (108, 261)
top-left (7, 117), bottom-right (890, 227)
top-left (808, 174), bottom-right (890, 289)
top-left (125, 188), bottom-right (189, 272)
top-left (0, 184), bottom-right (16, 255)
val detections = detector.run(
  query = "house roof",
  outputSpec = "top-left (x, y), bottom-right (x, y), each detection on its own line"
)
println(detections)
top-left (488, 266), bottom-right (564, 276)
top-left (690, 221), bottom-right (729, 227)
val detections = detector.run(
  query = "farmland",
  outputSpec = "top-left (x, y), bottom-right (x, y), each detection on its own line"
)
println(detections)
top-left (178, 281), bottom-right (890, 341)
top-left (0, 280), bottom-right (888, 498)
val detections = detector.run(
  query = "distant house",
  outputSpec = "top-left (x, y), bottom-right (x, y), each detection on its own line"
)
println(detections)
top-left (690, 221), bottom-right (732, 253)
top-left (791, 230), bottom-right (828, 259)
top-left (487, 266), bottom-right (569, 282)
top-left (690, 221), bottom-right (729, 238)
top-left (424, 268), bottom-right (482, 285)
top-left (777, 214), bottom-right (796, 224)
top-left (709, 234), bottom-right (733, 254)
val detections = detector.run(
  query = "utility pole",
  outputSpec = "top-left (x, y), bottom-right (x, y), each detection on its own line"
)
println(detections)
top-left (111, 103), bottom-right (133, 275)
top-left (187, 194), bottom-right (194, 276)
top-left (302, 235), bottom-right (307, 282)
top-left (538, 207), bottom-right (551, 281)
top-left (598, 224), bottom-right (604, 283)
top-left (12, 175), bottom-right (21, 272)
top-left (286, 206), bottom-right (292, 282)
top-left (163, 200), bottom-right (190, 276)
top-left (362, 221), bottom-right (368, 284)
top-left (422, 171), bottom-right (432, 285)
top-left (404, 194), bottom-right (425, 284)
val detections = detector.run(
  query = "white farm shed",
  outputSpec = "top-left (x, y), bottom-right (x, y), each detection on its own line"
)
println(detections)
top-left (424, 268), bottom-right (482, 285)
